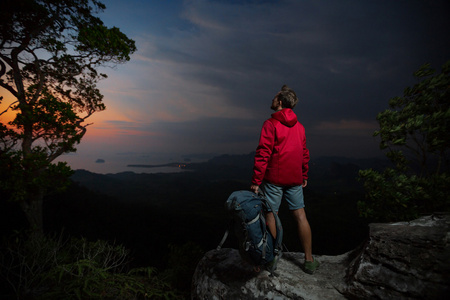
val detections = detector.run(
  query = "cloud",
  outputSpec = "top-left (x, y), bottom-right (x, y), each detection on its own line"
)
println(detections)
top-left (312, 119), bottom-right (378, 136)
top-left (133, 0), bottom-right (448, 120)
top-left (86, 0), bottom-right (450, 160)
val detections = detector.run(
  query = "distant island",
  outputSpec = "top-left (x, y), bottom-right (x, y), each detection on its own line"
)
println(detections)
top-left (127, 162), bottom-right (188, 169)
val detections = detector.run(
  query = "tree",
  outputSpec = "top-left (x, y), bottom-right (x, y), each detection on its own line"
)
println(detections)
top-left (0, 0), bottom-right (136, 234)
top-left (358, 61), bottom-right (450, 222)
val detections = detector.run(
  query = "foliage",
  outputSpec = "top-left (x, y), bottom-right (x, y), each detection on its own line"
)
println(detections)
top-left (0, 233), bottom-right (182, 299)
top-left (358, 61), bottom-right (450, 222)
top-left (1, 150), bottom-right (74, 202)
top-left (160, 242), bottom-right (205, 295)
top-left (0, 0), bottom-right (136, 233)
top-left (358, 168), bottom-right (450, 221)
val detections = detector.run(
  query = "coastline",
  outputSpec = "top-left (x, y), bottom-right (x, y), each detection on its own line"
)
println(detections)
top-left (127, 162), bottom-right (187, 169)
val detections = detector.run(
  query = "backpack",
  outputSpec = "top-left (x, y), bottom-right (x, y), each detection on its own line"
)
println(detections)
top-left (217, 190), bottom-right (283, 274)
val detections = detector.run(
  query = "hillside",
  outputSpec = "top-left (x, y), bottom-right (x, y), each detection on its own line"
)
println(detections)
top-left (2, 154), bottom-right (382, 270)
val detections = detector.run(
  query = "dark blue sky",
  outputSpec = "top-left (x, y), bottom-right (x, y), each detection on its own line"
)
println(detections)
top-left (53, 0), bottom-right (450, 171)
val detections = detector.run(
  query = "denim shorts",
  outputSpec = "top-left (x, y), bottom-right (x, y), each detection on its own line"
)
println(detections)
top-left (260, 182), bottom-right (305, 212)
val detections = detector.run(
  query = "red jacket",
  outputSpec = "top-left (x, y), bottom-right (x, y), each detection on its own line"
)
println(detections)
top-left (252, 108), bottom-right (309, 186)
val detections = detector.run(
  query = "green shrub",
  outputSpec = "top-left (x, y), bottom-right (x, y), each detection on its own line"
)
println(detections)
top-left (160, 242), bottom-right (204, 294)
top-left (358, 168), bottom-right (450, 222)
top-left (358, 61), bottom-right (450, 222)
top-left (0, 232), bottom-right (183, 299)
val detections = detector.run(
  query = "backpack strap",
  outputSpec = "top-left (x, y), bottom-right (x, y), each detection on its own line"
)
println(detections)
top-left (216, 228), bottom-right (229, 250)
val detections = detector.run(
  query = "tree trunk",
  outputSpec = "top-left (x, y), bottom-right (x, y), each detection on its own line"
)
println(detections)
top-left (19, 189), bottom-right (45, 236)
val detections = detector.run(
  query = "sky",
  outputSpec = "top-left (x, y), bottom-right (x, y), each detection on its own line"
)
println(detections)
top-left (3, 0), bottom-right (450, 173)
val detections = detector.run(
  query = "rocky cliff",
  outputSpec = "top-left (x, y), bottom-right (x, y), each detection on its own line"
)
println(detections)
top-left (192, 214), bottom-right (450, 299)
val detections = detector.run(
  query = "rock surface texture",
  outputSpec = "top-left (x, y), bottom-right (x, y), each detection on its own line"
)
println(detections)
top-left (191, 214), bottom-right (450, 300)
top-left (344, 214), bottom-right (450, 299)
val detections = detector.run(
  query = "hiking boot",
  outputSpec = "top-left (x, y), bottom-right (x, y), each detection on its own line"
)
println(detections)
top-left (304, 258), bottom-right (320, 274)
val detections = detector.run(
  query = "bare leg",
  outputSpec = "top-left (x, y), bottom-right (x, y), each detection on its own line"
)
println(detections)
top-left (292, 208), bottom-right (313, 261)
top-left (265, 212), bottom-right (277, 238)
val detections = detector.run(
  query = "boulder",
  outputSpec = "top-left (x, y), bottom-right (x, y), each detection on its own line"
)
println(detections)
top-left (191, 214), bottom-right (450, 299)
top-left (344, 214), bottom-right (450, 299)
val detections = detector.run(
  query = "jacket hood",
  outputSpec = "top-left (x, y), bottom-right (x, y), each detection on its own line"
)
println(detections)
top-left (271, 108), bottom-right (298, 127)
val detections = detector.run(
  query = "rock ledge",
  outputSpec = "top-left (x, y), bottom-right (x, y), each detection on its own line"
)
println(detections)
top-left (192, 214), bottom-right (450, 300)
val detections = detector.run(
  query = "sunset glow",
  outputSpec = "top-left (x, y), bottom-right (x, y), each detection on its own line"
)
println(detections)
top-left (2, 0), bottom-right (449, 173)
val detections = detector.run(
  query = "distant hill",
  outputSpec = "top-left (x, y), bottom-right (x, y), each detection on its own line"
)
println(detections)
top-left (29, 153), bottom-right (381, 269)
top-left (71, 153), bottom-right (388, 199)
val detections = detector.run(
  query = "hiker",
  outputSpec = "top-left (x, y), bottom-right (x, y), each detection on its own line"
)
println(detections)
top-left (250, 84), bottom-right (319, 274)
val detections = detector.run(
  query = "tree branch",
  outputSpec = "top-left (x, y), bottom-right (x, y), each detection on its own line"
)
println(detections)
top-left (0, 100), bottom-right (19, 116)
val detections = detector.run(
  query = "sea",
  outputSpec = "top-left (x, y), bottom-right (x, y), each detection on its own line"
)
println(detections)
top-left (54, 152), bottom-right (207, 175)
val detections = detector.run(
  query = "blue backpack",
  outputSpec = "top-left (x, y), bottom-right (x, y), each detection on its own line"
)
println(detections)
top-left (217, 190), bottom-right (283, 274)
